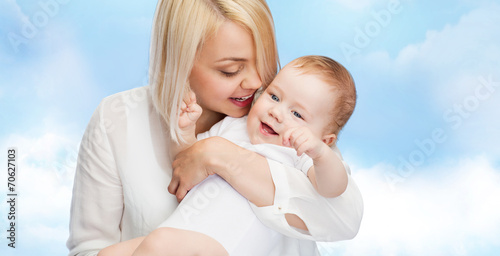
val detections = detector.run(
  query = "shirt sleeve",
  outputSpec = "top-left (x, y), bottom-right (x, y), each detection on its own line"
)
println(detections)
top-left (249, 158), bottom-right (363, 242)
top-left (295, 154), bottom-right (314, 175)
top-left (66, 100), bottom-right (124, 256)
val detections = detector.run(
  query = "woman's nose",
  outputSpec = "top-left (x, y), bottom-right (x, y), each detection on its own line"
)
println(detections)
top-left (241, 66), bottom-right (262, 90)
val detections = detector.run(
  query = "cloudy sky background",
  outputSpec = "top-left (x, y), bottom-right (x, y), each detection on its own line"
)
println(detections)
top-left (1, 0), bottom-right (499, 255)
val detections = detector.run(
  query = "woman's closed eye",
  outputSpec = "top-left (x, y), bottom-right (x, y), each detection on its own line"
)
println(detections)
top-left (220, 70), bottom-right (241, 77)
top-left (220, 65), bottom-right (244, 77)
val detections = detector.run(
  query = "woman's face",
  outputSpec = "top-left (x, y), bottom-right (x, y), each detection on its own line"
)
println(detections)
top-left (189, 21), bottom-right (262, 118)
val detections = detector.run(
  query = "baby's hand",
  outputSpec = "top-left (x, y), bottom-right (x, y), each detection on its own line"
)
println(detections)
top-left (178, 91), bottom-right (202, 129)
top-left (283, 127), bottom-right (327, 159)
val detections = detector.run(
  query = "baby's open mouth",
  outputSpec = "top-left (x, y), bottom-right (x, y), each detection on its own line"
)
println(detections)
top-left (261, 122), bottom-right (278, 135)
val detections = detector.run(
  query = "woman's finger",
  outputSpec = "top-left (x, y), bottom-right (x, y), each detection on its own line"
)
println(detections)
top-left (175, 186), bottom-right (189, 202)
top-left (167, 171), bottom-right (180, 195)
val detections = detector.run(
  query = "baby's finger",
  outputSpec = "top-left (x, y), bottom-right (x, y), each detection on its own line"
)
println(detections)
top-left (298, 138), bottom-right (318, 156)
top-left (292, 131), bottom-right (314, 155)
top-left (295, 144), bottom-right (306, 156)
top-left (192, 103), bottom-right (203, 114)
top-left (289, 129), bottom-right (306, 147)
top-left (183, 91), bottom-right (196, 107)
top-left (189, 91), bottom-right (197, 103)
top-left (282, 128), bottom-right (295, 146)
top-left (181, 98), bottom-right (189, 110)
top-left (294, 138), bottom-right (310, 156)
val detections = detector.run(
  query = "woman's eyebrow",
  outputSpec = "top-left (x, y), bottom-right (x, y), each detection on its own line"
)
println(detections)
top-left (216, 57), bottom-right (248, 63)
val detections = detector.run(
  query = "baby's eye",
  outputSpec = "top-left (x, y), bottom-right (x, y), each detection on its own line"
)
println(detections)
top-left (270, 94), bottom-right (279, 102)
top-left (292, 111), bottom-right (303, 119)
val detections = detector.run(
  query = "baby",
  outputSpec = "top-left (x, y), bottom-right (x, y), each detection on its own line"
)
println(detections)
top-left (101, 55), bottom-right (357, 256)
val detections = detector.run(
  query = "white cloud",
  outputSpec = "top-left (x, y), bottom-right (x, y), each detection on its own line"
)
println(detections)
top-left (4, 20), bottom-right (101, 123)
top-left (366, 2), bottom-right (500, 87)
top-left (358, 3), bottom-right (500, 158)
top-left (394, 3), bottom-right (500, 74)
top-left (22, 224), bottom-right (70, 249)
top-left (1, 130), bottom-right (80, 250)
top-left (0, 20), bottom-right (96, 248)
top-left (319, 156), bottom-right (500, 255)
top-left (0, 0), bottom-right (99, 103)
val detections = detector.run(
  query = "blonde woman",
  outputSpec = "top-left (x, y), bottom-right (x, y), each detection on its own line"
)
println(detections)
top-left (67, 0), bottom-right (363, 256)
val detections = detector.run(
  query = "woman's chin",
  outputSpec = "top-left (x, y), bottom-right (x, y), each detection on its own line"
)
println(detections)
top-left (225, 108), bottom-right (251, 118)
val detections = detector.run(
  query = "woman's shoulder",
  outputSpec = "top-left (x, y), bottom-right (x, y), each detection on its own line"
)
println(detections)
top-left (101, 85), bottom-right (151, 107)
top-left (95, 86), bottom-right (153, 116)
top-left (87, 85), bottom-right (162, 134)
top-left (86, 84), bottom-right (170, 147)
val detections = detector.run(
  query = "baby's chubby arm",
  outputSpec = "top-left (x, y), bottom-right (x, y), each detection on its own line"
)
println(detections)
top-left (283, 127), bottom-right (348, 198)
top-left (170, 91), bottom-right (203, 159)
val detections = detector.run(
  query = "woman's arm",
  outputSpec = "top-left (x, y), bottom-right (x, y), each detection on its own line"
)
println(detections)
top-left (168, 136), bottom-right (275, 206)
top-left (67, 102), bottom-right (124, 256)
top-left (168, 137), bottom-right (363, 241)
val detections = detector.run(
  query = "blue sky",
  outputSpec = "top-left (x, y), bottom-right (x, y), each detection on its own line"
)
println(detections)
top-left (1, 0), bottom-right (499, 255)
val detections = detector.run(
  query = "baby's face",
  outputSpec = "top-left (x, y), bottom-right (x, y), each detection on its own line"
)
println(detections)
top-left (247, 65), bottom-right (336, 146)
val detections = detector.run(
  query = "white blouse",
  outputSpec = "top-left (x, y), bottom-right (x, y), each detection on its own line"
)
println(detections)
top-left (66, 86), bottom-right (364, 256)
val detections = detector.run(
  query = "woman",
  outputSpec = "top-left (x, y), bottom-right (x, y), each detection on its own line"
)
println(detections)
top-left (67, 0), bottom-right (363, 255)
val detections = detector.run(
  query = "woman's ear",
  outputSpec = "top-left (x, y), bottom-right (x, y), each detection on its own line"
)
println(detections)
top-left (322, 133), bottom-right (337, 146)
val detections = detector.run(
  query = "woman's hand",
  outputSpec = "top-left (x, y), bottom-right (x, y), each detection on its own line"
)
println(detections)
top-left (168, 136), bottom-right (275, 206)
top-left (168, 138), bottom-right (214, 202)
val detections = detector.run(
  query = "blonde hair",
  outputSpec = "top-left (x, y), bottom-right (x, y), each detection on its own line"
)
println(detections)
top-left (290, 55), bottom-right (357, 135)
top-left (149, 0), bottom-right (279, 142)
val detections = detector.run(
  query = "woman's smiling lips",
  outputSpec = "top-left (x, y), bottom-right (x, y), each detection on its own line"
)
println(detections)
top-left (230, 94), bottom-right (254, 107)
top-left (260, 122), bottom-right (278, 136)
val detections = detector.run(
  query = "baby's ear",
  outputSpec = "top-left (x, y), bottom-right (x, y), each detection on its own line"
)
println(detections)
top-left (322, 133), bottom-right (337, 146)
